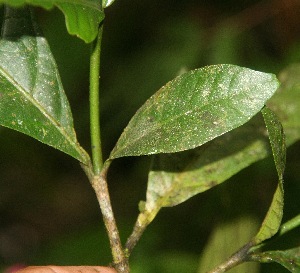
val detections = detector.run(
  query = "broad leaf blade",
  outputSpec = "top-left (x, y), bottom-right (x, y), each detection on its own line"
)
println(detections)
top-left (132, 116), bottom-right (272, 235)
top-left (146, 116), bottom-right (270, 209)
top-left (249, 247), bottom-right (300, 272)
top-left (110, 64), bottom-right (279, 159)
top-left (127, 65), bottom-right (300, 251)
top-left (0, 7), bottom-right (90, 164)
top-left (126, 65), bottom-right (300, 252)
top-left (141, 73), bottom-right (299, 213)
top-left (253, 107), bottom-right (286, 244)
top-left (0, 0), bottom-right (104, 43)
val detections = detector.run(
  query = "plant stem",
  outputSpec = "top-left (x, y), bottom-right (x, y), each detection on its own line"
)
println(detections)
top-left (90, 24), bottom-right (104, 175)
top-left (125, 206), bottom-right (160, 256)
top-left (249, 214), bottom-right (300, 254)
top-left (206, 243), bottom-right (252, 273)
top-left (125, 218), bottom-right (148, 256)
top-left (89, 25), bottom-right (129, 272)
top-left (278, 214), bottom-right (300, 236)
top-left (91, 161), bottom-right (129, 273)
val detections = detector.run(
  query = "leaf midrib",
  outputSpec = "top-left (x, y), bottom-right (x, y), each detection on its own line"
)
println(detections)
top-left (0, 65), bottom-right (79, 148)
top-left (146, 122), bottom-right (272, 212)
top-left (113, 91), bottom-right (252, 157)
top-left (1, 0), bottom-right (102, 10)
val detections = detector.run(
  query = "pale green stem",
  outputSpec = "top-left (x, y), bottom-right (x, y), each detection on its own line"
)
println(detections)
top-left (88, 25), bottom-right (129, 273)
top-left (278, 214), bottom-right (300, 236)
top-left (90, 24), bottom-right (104, 175)
top-left (206, 213), bottom-right (300, 273)
top-left (249, 214), bottom-right (300, 253)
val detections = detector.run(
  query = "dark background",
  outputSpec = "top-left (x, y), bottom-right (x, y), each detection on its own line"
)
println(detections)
top-left (0, 0), bottom-right (300, 272)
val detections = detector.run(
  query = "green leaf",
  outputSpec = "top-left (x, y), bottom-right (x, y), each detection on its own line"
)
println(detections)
top-left (249, 247), bottom-right (300, 272)
top-left (145, 116), bottom-right (270, 209)
top-left (262, 107), bottom-right (286, 180)
top-left (126, 65), bottom-right (300, 254)
top-left (268, 63), bottom-right (300, 146)
top-left (128, 115), bottom-right (272, 246)
top-left (0, 6), bottom-right (90, 164)
top-left (253, 107), bottom-right (286, 244)
top-left (129, 64), bottom-right (300, 240)
top-left (0, 0), bottom-right (104, 43)
top-left (110, 64), bottom-right (279, 159)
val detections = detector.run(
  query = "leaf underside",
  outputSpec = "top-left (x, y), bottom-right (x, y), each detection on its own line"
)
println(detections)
top-left (0, 7), bottom-right (90, 164)
top-left (133, 63), bottom-right (300, 232)
top-left (146, 115), bottom-right (270, 209)
top-left (110, 64), bottom-right (279, 159)
top-left (0, 0), bottom-right (104, 43)
top-left (253, 107), bottom-right (286, 244)
top-left (250, 247), bottom-right (300, 272)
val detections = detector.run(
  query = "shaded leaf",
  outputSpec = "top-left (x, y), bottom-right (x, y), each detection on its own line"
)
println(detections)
top-left (268, 63), bottom-right (300, 146)
top-left (128, 116), bottom-right (272, 243)
top-left (125, 64), bottom-right (300, 252)
top-left (145, 116), bottom-right (270, 209)
top-left (0, 7), bottom-right (90, 164)
top-left (110, 64), bottom-right (279, 159)
top-left (0, 0), bottom-right (104, 43)
top-left (253, 107), bottom-right (285, 244)
top-left (249, 247), bottom-right (300, 272)
top-left (262, 107), bottom-right (286, 179)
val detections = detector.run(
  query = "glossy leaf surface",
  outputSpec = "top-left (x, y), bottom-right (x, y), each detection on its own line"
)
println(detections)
top-left (0, 7), bottom-right (90, 164)
top-left (110, 64), bottom-right (279, 159)
top-left (252, 107), bottom-right (285, 244)
top-left (249, 247), bottom-right (300, 272)
top-left (0, 0), bottom-right (104, 43)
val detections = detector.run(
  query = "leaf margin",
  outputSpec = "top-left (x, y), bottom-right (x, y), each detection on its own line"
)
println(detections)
top-left (0, 5), bottom-right (91, 164)
top-left (252, 106), bottom-right (286, 244)
top-left (0, 0), bottom-right (104, 43)
top-left (109, 64), bottom-right (280, 159)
